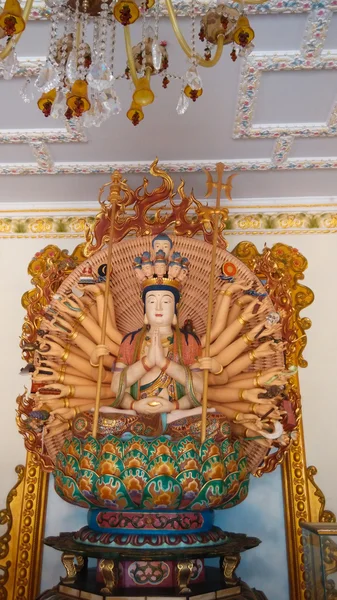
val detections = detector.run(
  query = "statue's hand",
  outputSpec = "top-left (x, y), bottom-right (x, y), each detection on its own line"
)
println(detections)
top-left (242, 388), bottom-right (276, 404)
top-left (154, 330), bottom-right (166, 368)
top-left (37, 337), bottom-right (65, 359)
top-left (241, 299), bottom-right (264, 322)
top-left (250, 339), bottom-right (285, 359)
top-left (49, 407), bottom-right (76, 420)
top-left (258, 370), bottom-right (289, 386)
top-left (37, 383), bottom-right (69, 399)
top-left (32, 367), bottom-right (57, 383)
top-left (134, 397), bottom-right (173, 415)
top-left (146, 331), bottom-right (157, 368)
top-left (197, 357), bottom-right (222, 374)
top-left (227, 282), bottom-right (250, 294)
top-left (47, 316), bottom-right (73, 336)
top-left (91, 345), bottom-right (110, 364)
top-left (53, 294), bottom-right (84, 317)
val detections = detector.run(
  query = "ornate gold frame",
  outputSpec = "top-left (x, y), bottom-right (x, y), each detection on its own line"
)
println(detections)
top-left (0, 162), bottom-right (335, 600)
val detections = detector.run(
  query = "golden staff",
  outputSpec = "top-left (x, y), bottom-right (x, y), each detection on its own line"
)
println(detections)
top-left (92, 172), bottom-right (122, 439)
top-left (200, 164), bottom-right (237, 443)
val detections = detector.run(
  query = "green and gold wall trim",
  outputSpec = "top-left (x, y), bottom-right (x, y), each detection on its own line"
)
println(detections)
top-left (1, 211), bottom-right (337, 237)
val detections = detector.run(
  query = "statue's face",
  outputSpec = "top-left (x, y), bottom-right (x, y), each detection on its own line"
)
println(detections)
top-left (145, 290), bottom-right (175, 327)
top-left (177, 268), bottom-right (188, 282)
top-left (168, 264), bottom-right (180, 278)
top-left (153, 239), bottom-right (171, 257)
top-left (142, 263), bottom-right (153, 277)
top-left (154, 262), bottom-right (166, 277)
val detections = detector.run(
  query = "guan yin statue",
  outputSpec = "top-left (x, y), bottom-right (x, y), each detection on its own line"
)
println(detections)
top-left (17, 161), bottom-right (299, 599)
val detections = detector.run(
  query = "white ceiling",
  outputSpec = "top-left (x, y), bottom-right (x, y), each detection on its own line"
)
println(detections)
top-left (1, 1), bottom-right (337, 204)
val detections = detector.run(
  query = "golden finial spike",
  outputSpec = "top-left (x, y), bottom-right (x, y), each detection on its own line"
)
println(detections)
top-left (203, 164), bottom-right (237, 202)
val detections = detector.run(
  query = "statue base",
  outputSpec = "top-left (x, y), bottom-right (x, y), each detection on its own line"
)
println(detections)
top-left (43, 531), bottom-right (263, 596)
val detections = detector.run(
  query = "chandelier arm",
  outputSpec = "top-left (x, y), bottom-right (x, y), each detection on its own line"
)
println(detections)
top-left (124, 25), bottom-right (139, 88)
top-left (165, 0), bottom-right (224, 68)
top-left (0, 0), bottom-right (34, 60)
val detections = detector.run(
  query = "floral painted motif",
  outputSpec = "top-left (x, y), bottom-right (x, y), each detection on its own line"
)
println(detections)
top-left (54, 434), bottom-right (249, 511)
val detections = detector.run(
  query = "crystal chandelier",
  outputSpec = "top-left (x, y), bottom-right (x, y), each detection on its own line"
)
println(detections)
top-left (7, 0), bottom-right (263, 128)
top-left (0, 0), bottom-right (33, 74)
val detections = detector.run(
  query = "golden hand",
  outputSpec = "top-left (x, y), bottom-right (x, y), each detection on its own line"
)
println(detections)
top-left (134, 397), bottom-right (174, 415)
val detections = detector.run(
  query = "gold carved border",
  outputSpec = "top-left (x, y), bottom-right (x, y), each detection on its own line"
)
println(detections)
top-left (0, 452), bottom-right (48, 600)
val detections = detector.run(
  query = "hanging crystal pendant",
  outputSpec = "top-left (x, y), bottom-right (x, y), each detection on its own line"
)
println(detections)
top-left (35, 60), bottom-right (60, 93)
top-left (152, 40), bottom-right (162, 71)
top-left (65, 50), bottom-right (78, 84)
top-left (51, 90), bottom-right (66, 119)
top-left (2, 49), bottom-right (18, 80)
top-left (87, 61), bottom-right (114, 92)
top-left (238, 42), bottom-right (255, 58)
top-left (176, 91), bottom-right (189, 115)
top-left (103, 90), bottom-right (122, 116)
top-left (19, 78), bottom-right (35, 103)
top-left (185, 64), bottom-right (202, 90)
top-left (144, 25), bottom-right (155, 39)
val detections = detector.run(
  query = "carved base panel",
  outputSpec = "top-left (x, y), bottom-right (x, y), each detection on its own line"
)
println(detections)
top-left (38, 566), bottom-right (268, 600)
top-left (96, 558), bottom-right (205, 589)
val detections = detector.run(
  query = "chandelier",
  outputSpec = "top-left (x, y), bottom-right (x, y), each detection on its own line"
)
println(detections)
top-left (1, 0), bottom-right (263, 128)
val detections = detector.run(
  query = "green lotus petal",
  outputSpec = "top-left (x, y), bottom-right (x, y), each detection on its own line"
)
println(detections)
top-left (223, 477), bottom-right (250, 509)
top-left (55, 452), bottom-right (67, 472)
top-left (177, 436), bottom-right (199, 458)
top-left (54, 473), bottom-right (91, 509)
top-left (67, 437), bottom-right (82, 460)
top-left (64, 454), bottom-right (80, 479)
top-left (123, 436), bottom-right (149, 457)
top-left (147, 455), bottom-right (179, 478)
top-left (100, 436), bottom-right (124, 458)
top-left (79, 450), bottom-right (99, 471)
top-left (188, 479), bottom-right (225, 510)
top-left (201, 455), bottom-right (226, 482)
top-left (123, 450), bottom-right (149, 469)
top-left (199, 439), bottom-right (221, 462)
top-left (141, 475), bottom-right (182, 510)
top-left (83, 435), bottom-right (101, 457)
top-left (148, 436), bottom-right (175, 460)
top-left (93, 475), bottom-right (136, 509)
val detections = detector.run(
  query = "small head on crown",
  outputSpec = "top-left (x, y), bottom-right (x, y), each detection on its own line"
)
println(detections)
top-left (133, 234), bottom-right (189, 313)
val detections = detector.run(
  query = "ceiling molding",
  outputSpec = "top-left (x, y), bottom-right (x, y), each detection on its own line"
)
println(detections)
top-left (234, 8), bottom-right (337, 149)
top-left (1, 197), bottom-right (337, 213)
top-left (3, 157), bottom-right (337, 175)
top-left (26, 0), bottom-right (328, 21)
top-left (0, 125), bottom-right (86, 143)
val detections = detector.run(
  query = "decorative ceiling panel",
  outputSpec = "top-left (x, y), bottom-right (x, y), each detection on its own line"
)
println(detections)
top-left (0, 1), bottom-right (336, 206)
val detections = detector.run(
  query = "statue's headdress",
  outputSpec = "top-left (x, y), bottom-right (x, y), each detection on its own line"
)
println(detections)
top-left (133, 235), bottom-right (189, 311)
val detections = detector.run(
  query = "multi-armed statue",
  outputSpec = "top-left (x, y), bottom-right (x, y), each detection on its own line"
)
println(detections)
top-left (18, 161), bottom-right (298, 597)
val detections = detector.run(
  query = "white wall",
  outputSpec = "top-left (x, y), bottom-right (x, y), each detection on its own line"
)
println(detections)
top-left (0, 230), bottom-right (336, 591)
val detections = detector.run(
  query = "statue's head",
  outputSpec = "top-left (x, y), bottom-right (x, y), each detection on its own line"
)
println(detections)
top-left (134, 235), bottom-right (189, 322)
top-left (144, 289), bottom-right (177, 327)
top-left (152, 233), bottom-right (173, 257)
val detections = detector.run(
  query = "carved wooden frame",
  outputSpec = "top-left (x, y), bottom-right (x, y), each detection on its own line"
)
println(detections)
top-left (0, 162), bottom-right (335, 600)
